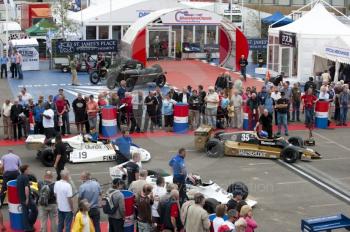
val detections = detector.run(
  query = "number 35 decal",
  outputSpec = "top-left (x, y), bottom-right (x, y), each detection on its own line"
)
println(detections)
top-left (241, 134), bottom-right (250, 142)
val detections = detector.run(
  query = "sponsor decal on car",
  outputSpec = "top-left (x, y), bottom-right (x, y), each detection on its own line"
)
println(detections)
top-left (239, 150), bottom-right (266, 157)
top-left (260, 141), bottom-right (276, 146)
top-left (103, 155), bottom-right (116, 161)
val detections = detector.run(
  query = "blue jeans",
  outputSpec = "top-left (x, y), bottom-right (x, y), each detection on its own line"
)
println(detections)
top-left (277, 113), bottom-right (288, 134)
top-left (340, 106), bottom-right (348, 124)
top-left (138, 221), bottom-right (152, 232)
top-left (205, 108), bottom-right (217, 129)
top-left (16, 63), bottom-right (23, 79)
top-left (58, 210), bottom-right (73, 232)
top-left (305, 108), bottom-right (314, 126)
top-left (292, 101), bottom-right (300, 121)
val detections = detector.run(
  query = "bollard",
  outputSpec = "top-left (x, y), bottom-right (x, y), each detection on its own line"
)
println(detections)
top-left (315, 101), bottom-right (329, 129)
top-left (8, 180), bottom-right (23, 231)
top-left (121, 190), bottom-right (135, 232)
top-left (101, 105), bottom-right (118, 138)
top-left (243, 105), bottom-right (250, 130)
top-left (173, 103), bottom-right (189, 133)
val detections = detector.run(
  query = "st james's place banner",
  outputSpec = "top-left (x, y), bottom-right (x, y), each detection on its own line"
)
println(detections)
top-left (56, 40), bottom-right (118, 54)
top-left (248, 39), bottom-right (268, 50)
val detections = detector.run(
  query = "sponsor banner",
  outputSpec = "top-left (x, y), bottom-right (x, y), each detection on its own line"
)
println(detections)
top-left (136, 10), bottom-right (154, 18)
top-left (248, 39), bottom-right (268, 50)
top-left (279, 30), bottom-right (296, 47)
top-left (102, 119), bottom-right (117, 127)
top-left (161, 9), bottom-right (222, 25)
top-left (56, 40), bottom-right (118, 54)
top-left (174, 116), bottom-right (188, 124)
top-left (16, 47), bottom-right (40, 71)
top-left (239, 149), bottom-right (266, 157)
top-left (325, 46), bottom-right (350, 59)
top-left (315, 111), bottom-right (328, 118)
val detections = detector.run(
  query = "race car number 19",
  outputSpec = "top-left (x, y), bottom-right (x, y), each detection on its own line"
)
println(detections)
top-left (78, 152), bottom-right (87, 159)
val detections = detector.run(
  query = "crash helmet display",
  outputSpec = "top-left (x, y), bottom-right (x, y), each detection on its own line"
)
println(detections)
top-left (259, 130), bottom-right (268, 138)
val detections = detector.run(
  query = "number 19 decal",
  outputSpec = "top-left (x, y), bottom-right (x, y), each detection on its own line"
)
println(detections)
top-left (79, 152), bottom-right (87, 159)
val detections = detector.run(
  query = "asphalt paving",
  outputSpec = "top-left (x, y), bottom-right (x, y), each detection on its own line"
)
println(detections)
top-left (1, 129), bottom-right (350, 231)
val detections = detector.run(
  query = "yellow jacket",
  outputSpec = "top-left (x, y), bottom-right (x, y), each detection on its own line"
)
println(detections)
top-left (71, 211), bottom-right (95, 232)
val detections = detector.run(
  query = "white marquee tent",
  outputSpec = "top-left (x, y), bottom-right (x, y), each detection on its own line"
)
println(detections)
top-left (267, 3), bottom-right (350, 82)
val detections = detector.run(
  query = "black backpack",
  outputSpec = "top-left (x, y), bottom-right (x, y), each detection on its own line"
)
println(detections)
top-left (101, 190), bottom-right (118, 215)
top-left (39, 182), bottom-right (53, 206)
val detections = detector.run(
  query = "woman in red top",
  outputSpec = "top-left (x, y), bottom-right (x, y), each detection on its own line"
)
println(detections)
top-left (301, 88), bottom-right (317, 128)
top-left (55, 94), bottom-right (67, 135)
top-left (121, 92), bottom-right (137, 133)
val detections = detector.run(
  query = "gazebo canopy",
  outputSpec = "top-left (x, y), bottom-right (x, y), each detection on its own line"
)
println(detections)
top-left (26, 19), bottom-right (57, 37)
top-left (262, 11), bottom-right (293, 27)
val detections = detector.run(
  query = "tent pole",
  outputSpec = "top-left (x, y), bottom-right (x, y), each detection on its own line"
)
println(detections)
top-left (334, 61), bottom-right (340, 83)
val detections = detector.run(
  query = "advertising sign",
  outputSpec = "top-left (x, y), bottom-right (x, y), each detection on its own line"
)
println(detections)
top-left (161, 9), bottom-right (222, 25)
top-left (182, 42), bottom-right (201, 53)
top-left (248, 39), bottom-right (268, 50)
top-left (325, 46), bottom-right (350, 59)
top-left (56, 40), bottom-right (118, 54)
top-left (17, 47), bottom-right (40, 71)
top-left (279, 31), bottom-right (296, 47)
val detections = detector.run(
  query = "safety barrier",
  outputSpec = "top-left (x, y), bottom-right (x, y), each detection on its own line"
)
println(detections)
top-left (121, 190), bottom-right (135, 232)
top-left (8, 180), bottom-right (24, 231)
top-left (243, 105), bottom-right (250, 130)
top-left (101, 105), bottom-right (118, 138)
top-left (173, 103), bottom-right (189, 133)
top-left (315, 101), bottom-right (329, 129)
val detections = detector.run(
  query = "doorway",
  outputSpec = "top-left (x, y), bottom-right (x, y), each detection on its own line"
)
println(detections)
top-left (147, 26), bottom-right (176, 60)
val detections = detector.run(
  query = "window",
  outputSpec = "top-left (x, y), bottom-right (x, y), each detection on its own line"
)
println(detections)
top-left (262, 0), bottom-right (274, 4)
top-left (86, 26), bottom-right (96, 39)
top-left (122, 25), bottom-right (130, 37)
top-left (195, 25), bottom-right (205, 44)
top-left (292, 0), bottom-right (304, 5)
top-left (183, 25), bottom-right (193, 43)
top-left (207, 25), bottom-right (217, 44)
top-left (98, 26), bottom-right (109, 39)
top-left (273, 45), bottom-right (279, 72)
top-left (112, 26), bottom-right (121, 40)
top-left (332, 0), bottom-right (345, 6)
top-left (276, 0), bottom-right (290, 5)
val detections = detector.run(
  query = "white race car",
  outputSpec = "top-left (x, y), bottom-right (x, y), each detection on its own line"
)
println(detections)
top-left (25, 134), bottom-right (151, 167)
top-left (109, 166), bottom-right (257, 208)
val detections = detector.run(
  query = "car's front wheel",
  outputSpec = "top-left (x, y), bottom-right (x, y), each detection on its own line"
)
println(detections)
top-left (89, 71), bottom-right (101, 85)
top-left (106, 71), bottom-right (118, 90)
top-left (281, 147), bottom-right (299, 163)
top-left (206, 138), bottom-right (224, 158)
top-left (155, 75), bottom-right (166, 87)
top-left (40, 148), bottom-right (55, 167)
top-left (125, 78), bottom-right (135, 91)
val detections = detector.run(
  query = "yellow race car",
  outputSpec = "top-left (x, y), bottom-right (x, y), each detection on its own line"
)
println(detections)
top-left (205, 131), bottom-right (321, 163)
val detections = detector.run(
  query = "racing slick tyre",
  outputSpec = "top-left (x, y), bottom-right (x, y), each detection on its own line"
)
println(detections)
top-left (106, 71), bottom-right (118, 90)
top-left (206, 138), bottom-right (224, 158)
top-left (155, 75), bottom-right (166, 87)
top-left (125, 78), bottom-right (135, 91)
top-left (288, 136), bottom-right (304, 147)
top-left (204, 198), bottom-right (220, 214)
top-left (227, 182), bottom-right (249, 200)
top-left (89, 71), bottom-right (101, 85)
top-left (40, 148), bottom-right (55, 167)
top-left (281, 147), bottom-right (299, 163)
top-left (147, 169), bottom-right (169, 177)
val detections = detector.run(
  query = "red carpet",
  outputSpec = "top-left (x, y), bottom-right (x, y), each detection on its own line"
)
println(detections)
top-left (4, 221), bottom-right (109, 232)
top-left (147, 59), bottom-right (263, 90)
top-left (0, 123), bottom-right (349, 147)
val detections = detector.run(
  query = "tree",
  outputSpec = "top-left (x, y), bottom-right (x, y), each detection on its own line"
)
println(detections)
top-left (52, 0), bottom-right (79, 39)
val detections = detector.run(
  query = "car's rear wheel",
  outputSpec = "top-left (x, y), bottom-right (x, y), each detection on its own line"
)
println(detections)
top-left (288, 136), bottom-right (304, 147)
top-left (155, 75), bottom-right (166, 87)
top-left (40, 148), bottom-right (55, 167)
top-left (106, 71), bottom-right (118, 90)
top-left (281, 147), bottom-right (299, 163)
top-left (125, 78), bottom-right (135, 91)
top-left (89, 71), bottom-right (100, 85)
top-left (206, 138), bottom-right (224, 158)
top-left (227, 182), bottom-right (249, 200)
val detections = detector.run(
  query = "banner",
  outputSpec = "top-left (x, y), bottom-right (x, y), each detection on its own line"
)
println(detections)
top-left (279, 31), bottom-right (296, 47)
top-left (325, 46), bottom-right (350, 59)
top-left (161, 9), bottom-right (222, 25)
top-left (17, 47), bottom-right (40, 71)
top-left (56, 40), bottom-right (118, 54)
top-left (248, 39), bottom-right (268, 50)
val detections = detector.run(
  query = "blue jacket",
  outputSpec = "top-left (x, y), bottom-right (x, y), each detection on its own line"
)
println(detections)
top-left (264, 96), bottom-right (274, 113)
top-left (114, 136), bottom-right (132, 159)
top-left (169, 154), bottom-right (186, 182)
top-left (162, 99), bottom-right (176, 116)
top-left (33, 105), bottom-right (45, 122)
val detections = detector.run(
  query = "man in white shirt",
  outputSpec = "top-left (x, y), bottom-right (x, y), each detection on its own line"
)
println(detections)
top-left (321, 70), bottom-right (331, 85)
top-left (2, 99), bottom-right (13, 139)
top-left (19, 87), bottom-right (33, 105)
top-left (54, 169), bottom-right (73, 232)
top-left (219, 209), bottom-right (238, 231)
top-left (42, 104), bottom-right (55, 139)
top-left (271, 87), bottom-right (281, 126)
top-left (151, 176), bottom-right (166, 226)
top-left (205, 86), bottom-right (219, 129)
top-left (230, 90), bottom-right (243, 129)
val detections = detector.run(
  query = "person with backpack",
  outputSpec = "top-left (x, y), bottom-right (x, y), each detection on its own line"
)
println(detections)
top-left (78, 171), bottom-right (102, 232)
top-left (72, 199), bottom-right (95, 232)
top-left (104, 178), bottom-right (125, 232)
top-left (38, 170), bottom-right (57, 232)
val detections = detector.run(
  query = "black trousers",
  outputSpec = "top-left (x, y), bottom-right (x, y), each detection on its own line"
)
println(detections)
top-left (56, 163), bottom-right (65, 180)
top-left (0, 170), bottom-right (19, 204)
top-left (173, 177), bottom-right (187, 206)
top-left (1, 64), bottom-right (7, 78)
top-left (34, 121), bottom-right (44, 134)
top-left (89, 208), bottom-right (101, 232)
top-left (13, 122), bottom-right (22, 140)
top-left (164, 115), bottom-right (174, 127)
top-left (10, 63), bottom-right (17, 78)
top-left (108, 218), bottom-right (124, 232)
top-left (21, 200), bottom-right (38, 231)
top-left (44, 127), bottom-right (56, 140)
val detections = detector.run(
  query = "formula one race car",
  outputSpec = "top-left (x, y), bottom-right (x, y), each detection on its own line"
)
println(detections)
top-left (106, 59), bottom-right (166, 91)
top-left (205, 131), bottom-right (321, 163)
top-left (25, 134), bottom-right (151, 167)
top-left (109, 167), bottom-right (257, 209)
